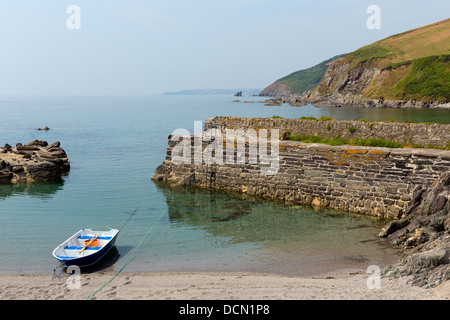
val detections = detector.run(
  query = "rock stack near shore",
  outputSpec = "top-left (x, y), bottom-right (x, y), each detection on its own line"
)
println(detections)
top-left (0, 140), bottom-right (70, 183)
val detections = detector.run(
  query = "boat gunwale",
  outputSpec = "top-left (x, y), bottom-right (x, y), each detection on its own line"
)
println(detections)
top-left (52, 228), bottom-right (120, 265)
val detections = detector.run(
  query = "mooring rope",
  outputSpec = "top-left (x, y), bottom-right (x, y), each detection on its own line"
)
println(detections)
top-left (85, 208), bottom-right (166, 300)
top-left (119, 205), bottom-right (141, 230)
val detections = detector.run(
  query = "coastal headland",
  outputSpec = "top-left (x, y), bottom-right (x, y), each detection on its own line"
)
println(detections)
top-left (258, 18), bottom-right (450, 110)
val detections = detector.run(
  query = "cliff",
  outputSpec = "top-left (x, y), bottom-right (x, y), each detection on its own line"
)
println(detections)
top-left (262, 18), bottom-right (450, 108)
top-left (309, 18), bottom-right (450, 108)
top-left (0, 140), bottom-right (70, 183)
top-left (259, 54), bottom-right (347, 97)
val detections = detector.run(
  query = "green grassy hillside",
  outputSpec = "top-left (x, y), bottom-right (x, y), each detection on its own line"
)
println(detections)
top-left (371, 54), bottom-right (450, 101)
top-left (277, 54), bottom-right (348, 94)
top-left (317, 18), bottom-right (450, 101)
top-left (258, 54), bottom-right (347, 96)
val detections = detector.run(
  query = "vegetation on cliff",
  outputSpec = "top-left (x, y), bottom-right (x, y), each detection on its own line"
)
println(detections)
top-left (260, 18), bottom-right (450, 104)
top-left (258, 54), bottom-right (347, 96)
top-left (375, 54), bottom-right (450, 101)
top-left (313, 18), bottom-right (450, 103)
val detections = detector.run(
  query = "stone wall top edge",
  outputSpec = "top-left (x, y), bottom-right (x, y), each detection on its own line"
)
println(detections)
top-left (206, 116), bottom-right (450, 127)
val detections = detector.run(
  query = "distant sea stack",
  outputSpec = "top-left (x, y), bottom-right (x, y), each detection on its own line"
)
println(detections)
top-left (260, 18), bottom-right (450, 108)
top-left (0, 140), bottom-right (70, 183)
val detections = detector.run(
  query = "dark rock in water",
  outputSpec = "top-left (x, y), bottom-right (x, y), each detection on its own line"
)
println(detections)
top-left (152, 164), bottom-right (170, 182)
top-left (381, 171), bottom-right (450, 288)
top-left (378, 219), bottom-right (409, 238)
top-left (25, 162), bottom-right (61, 182)
top-left (0, 140), bottom-right (70, 183)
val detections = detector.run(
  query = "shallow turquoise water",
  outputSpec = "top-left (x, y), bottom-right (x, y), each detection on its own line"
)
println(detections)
top-left (0, 95), bottom-right (447, 275)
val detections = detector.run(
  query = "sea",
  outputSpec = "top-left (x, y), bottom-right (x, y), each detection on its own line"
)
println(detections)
top-left (0, 95), bottom-right (449, 275)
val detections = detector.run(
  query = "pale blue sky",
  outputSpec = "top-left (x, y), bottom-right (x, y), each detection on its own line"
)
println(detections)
top-left (0, 0), bottom-right (449, 95)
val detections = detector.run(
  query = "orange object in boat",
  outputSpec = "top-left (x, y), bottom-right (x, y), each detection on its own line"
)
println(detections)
top-left (84, 238), bottom-right (99, 247)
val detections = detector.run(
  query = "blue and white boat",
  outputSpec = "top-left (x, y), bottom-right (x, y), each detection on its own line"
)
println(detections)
top-left (52, 228), bottom-right (120, 267)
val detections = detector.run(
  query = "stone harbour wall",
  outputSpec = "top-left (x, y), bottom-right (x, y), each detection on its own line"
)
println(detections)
top-left (152, 129), bottom-right (450, 219)
top-left (152, 116), bottom-right (450, 288)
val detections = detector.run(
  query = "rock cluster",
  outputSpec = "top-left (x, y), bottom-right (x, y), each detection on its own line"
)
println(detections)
top-left (381, 172), bottom-right (450, 288)
top-left (301, 94), bottom-right (450, 109)
top-left (260, 96), bottom-right (304, 106)
top-left (0, 140), bottom-right (70, 183)
top-left (260, 94), bottom-right (450, 109)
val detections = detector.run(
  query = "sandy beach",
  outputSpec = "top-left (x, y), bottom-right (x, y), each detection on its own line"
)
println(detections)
top-left (1, 268), bottom-right (448, 300)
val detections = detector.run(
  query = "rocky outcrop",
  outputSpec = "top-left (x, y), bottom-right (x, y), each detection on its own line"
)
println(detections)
top-left (0, 140), bottom-right (70, 183)
top-left (381, 172), bottom-right (450, 288)
top-left (260, 93), bottom-right (450, 109)
top-left (259, 96), bottom-right (305, 107)
top-left (299, 94), bottom-right (450, 109)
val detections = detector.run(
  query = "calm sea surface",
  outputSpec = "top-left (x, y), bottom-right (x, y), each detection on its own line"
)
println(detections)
top-left (0, 95), bottom-right (448, 275)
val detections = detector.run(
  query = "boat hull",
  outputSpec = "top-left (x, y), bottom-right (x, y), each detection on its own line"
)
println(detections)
top-left (52, 229), bottom-right (120, 268)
